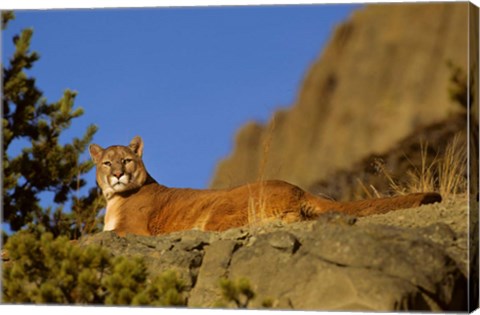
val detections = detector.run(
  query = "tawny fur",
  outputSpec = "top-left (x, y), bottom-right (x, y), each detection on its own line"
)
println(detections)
top-left (89, 136), bottom-right (442, 236)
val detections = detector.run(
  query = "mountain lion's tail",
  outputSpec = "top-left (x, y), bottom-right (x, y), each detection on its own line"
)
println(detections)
top-left (337, 192), bottom-right (442, 217)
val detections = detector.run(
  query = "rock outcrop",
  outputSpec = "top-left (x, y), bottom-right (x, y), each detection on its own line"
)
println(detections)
top-left (80, 198), bottom-right (469, 311)
top-left (210, 3), bottom-right (470, 191)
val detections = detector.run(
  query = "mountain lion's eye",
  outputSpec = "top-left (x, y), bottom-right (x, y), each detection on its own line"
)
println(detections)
top-left (122, 158), bottom-right (132, 165)
top-left (103, 161), bottom-right (112, 167)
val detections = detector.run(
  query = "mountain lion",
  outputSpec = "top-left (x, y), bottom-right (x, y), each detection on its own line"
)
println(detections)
top-left (89, 136), bottom-right (442, 236)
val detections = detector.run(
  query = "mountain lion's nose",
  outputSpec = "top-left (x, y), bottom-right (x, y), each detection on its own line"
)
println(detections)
top-left (113, 171), bottom-right (124, 179)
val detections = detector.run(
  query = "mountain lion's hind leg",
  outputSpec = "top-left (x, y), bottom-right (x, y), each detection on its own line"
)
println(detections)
top-left (297, 193), bottom-right (342, 219)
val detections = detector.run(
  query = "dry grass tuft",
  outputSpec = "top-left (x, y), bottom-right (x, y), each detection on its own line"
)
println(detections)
top-left (437, 134), bottom-right (467, 197)
top-left (355, 178), bottom-right (381, 199)
top-left (374, 133), bottom-right (467, 200)
top-left (247, 117), bottom-right (277, 227)
top-left (247, 185), bottom-right (267, 227)
top-left (403, 141), bottom-right (439, 195)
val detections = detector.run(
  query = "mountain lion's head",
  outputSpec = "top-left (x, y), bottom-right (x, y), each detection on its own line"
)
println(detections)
top-left (89, 136), bottom-right (149, 199)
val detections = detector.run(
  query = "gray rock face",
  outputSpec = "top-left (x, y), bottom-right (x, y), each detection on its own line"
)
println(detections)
top-left (80, 200), bottom-right (468, 311)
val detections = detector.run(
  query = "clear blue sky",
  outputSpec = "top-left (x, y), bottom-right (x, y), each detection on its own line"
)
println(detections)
top-left (3, 4), bottom-right (360, 196)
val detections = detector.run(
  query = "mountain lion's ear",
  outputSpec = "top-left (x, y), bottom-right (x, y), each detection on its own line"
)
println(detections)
top-left (129, 136), bottom-right (144, 157)
top-left (89, 144), bottom-right (104, 163)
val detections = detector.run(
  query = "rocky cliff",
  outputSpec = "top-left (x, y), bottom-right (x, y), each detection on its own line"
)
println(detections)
top-left (210, 2), bottom-right (470, 191)
top-left (80, 198), bottom-right (469, 311)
